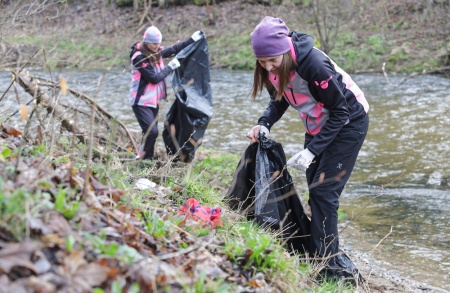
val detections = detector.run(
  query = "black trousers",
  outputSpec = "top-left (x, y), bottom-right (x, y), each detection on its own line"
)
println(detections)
top-left (305, 114), bottom-right (369, 267)
top-left (132, 105), bottom-right (159, 160)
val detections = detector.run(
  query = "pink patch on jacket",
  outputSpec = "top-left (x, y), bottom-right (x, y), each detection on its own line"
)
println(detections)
top-left (314, 76), bottom-right (332, 89)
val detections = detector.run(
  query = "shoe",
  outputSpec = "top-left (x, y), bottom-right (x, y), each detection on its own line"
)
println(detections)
top-left (317, 250), bottom-right (365, 286)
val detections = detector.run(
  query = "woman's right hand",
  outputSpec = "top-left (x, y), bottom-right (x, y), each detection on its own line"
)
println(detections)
top-left (246, 125), bottom-right (269, 144)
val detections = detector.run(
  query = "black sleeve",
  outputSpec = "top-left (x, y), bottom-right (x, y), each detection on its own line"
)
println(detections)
top-left (257, 88), bottom-right (290, 131)
top-left (161, 37), bottom-right (194, 58)
top-left (304, 53), bottom-right (350, 156)
top-left (132, 54), bottom-right (173, 84)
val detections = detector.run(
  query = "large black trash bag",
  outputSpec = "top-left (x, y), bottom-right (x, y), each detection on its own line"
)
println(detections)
top-left (162, 31), bottom-right (213, 163)
top-left (226, 134), bottom-right (311, 256)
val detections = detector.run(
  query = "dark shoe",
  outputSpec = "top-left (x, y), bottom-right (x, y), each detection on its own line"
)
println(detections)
top-left (317, 250), bottom-right (365, 286)
top-left (318, 266), bottom-right (365, 286)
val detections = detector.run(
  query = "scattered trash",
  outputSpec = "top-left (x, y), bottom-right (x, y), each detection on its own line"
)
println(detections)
top-left (178, 198), bottom-right (222, 228)
top-left (134, 178), bottom-right (156, 190)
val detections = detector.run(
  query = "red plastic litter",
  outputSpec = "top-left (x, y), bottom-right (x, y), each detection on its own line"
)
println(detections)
top-left (178, 198), bottom-right (223, 228)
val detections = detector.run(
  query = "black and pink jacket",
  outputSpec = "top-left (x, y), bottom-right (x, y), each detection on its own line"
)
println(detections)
top-left (129, 38), bottom-right (194, 107)
top-left (258, 32), bottom-right (369, 156)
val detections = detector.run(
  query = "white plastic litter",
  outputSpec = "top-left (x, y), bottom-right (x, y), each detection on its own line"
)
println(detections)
top-left (134, 178), bottom-right (156, 190)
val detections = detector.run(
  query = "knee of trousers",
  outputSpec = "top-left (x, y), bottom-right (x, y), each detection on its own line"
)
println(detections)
top-left (144, 126), bottom-right (159, 139)
top-left (308, 186), bottom-right (340, 208)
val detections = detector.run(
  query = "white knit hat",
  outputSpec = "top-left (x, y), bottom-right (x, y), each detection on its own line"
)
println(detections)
top-left (143, 26), bottom-right (162, 44)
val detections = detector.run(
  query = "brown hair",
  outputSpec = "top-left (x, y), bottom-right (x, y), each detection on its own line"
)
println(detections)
top-left (140, 42), bottom-right (162, 66)
top-left (251, 51), bottom-right (297, 101)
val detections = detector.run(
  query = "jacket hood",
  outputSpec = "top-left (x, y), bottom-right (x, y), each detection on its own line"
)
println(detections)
top-left (129, 42), bottom-right (139, 59)
top-left (289, 32), bottom-right (314, 64)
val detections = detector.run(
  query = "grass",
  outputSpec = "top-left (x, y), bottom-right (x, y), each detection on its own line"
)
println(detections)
top-left (0, 126), bottom-right (360, 292)
top-left (0, 13), bottom-right (369, 289)
top-left (4, 33), bottom-right (125, 70)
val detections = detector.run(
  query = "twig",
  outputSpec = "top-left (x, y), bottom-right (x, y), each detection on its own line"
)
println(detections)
top-left (83, 74), bottom-right (106, 200)
top-left (1, 49), bottom-right (41, 103)
top-left (32, 78), bottom-right (138, 153)
top-left (137, 0), bottom-right (153, 29)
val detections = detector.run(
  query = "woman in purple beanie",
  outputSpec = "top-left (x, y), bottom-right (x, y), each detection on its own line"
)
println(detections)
top-left (129, 26), bottom-right (203, 160)
top-left (246, 16), bottom-right (369, 284)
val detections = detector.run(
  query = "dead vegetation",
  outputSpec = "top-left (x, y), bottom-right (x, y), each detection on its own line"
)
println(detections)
top-left (0, 124), bottom-right (254, 292)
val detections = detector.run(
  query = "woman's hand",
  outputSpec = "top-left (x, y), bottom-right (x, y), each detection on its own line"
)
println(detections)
top-left (246, 125), bottom-right (269, 144)
top-left (287, 148), bottom-right (315, 171)
top-left (168, 58), bottom-right (180, 70)
top-left (191, 31), bottom-right (202, 42)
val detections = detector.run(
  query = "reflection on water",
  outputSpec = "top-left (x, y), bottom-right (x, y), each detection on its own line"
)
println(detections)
top-left (340, 186), bottom-right (450, 290)
top-left (1, 68), bottom-right (450, 290)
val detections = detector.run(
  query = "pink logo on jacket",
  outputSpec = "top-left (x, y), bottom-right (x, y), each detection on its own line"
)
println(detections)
top-left (315, 76), bottom-right (332, 89)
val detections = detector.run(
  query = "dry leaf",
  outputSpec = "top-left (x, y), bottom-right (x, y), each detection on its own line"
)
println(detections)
top-left (61, 251), bottom-right (109, 291)
top-left (72, 262), bottom-right (109, 290)
top-left (1, 123), bottom-right (22, 137)
top-left (59, 76), bottom-right (67, 96)
top-left (41, 234), bottom-right (65, 248)
top-left (0, 242), bottom-right (39, 274)
top-left (27, 276), bottom-right (56, 293)
top-left (19, 104), bottom-right (29, 121)
top-left (35, 125), bottom-right (43, 145)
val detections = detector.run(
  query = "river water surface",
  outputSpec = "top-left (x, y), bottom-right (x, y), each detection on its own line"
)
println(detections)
top-left (1, 68), bottom-right (450, 291)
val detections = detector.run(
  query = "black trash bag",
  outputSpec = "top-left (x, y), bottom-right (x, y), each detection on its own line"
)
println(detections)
top-left (226, 134), bottom-right (311, 256)
top-left (162, 31), bottom-right (213, 163)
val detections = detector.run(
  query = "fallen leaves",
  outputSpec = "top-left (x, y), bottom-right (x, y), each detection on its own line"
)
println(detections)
top-left (19, 104), bottom-right (29, 121)
top-left (1, 123), bottom-right (22, 137)
top-left (0, 131), bottom-right (276, 292)
top-left (0, 242), bottom-right (40, 275)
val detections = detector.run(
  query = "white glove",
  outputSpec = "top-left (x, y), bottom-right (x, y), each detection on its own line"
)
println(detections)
top-left (287, 148), bottom-right (315, 171)
top-left (167, 58), bottom-right (180, 70)
top-left (191, 30), bottom-right (202, 42)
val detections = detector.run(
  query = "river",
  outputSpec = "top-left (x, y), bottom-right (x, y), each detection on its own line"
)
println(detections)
top-left (1, 68), bottom-right (450, 291)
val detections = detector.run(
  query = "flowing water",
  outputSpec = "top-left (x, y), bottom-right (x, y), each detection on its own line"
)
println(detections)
top-left (1, 68), bottom-right (450, 290)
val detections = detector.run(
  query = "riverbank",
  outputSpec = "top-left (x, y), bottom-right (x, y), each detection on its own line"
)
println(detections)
top-left (1, 0), bottom-right (449, 76)
top-left (3, 66), bottom-right (450, 292)
top-left (0, 122), bottom-right (442, 292)
top-left (3, 65), bottom-right (450, 291)
top-left (338, 221), bottom-right (447, 292)
top-left (1, 1), bottom-right (450, 291)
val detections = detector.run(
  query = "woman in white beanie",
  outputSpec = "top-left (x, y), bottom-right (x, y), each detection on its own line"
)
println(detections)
top-left (246, 16), bottom-right (369, 284)
top-left (129, 26), bottom-right (202, 160)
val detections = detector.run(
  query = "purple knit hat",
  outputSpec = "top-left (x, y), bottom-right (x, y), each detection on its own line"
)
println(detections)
top-left (250, 16), bottom-right (290, 58)
top-left (143, 26), bottom-right (162, 44)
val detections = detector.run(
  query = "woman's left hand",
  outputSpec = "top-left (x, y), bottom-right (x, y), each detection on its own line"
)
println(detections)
top-left (191, 31), bottom-right (202, 42)
top-left (287, 148), bottom-right (315, 171)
